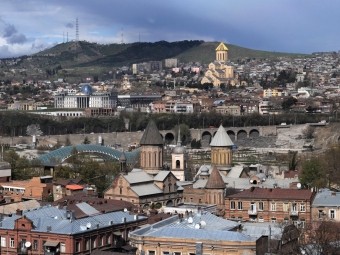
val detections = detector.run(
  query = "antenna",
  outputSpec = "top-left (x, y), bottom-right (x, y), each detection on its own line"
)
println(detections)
top-left (76, 17), bottom-right (79, 42)
top-left (63, 31), bottom-right (65, 43)
top-left (120, 27), bottom-right (124, 44)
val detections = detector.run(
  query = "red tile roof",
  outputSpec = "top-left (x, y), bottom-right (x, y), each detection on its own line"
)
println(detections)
top-left (227, 187), bottom-right (315, 200)
top-left (66, 184), bottom-right (84, 191)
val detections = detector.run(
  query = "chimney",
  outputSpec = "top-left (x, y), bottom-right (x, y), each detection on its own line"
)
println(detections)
top-left (16, 209), bottom-right (23, 216)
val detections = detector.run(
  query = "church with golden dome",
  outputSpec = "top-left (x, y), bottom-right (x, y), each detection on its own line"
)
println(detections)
top-left (201, 42), bottom-right (235, 87)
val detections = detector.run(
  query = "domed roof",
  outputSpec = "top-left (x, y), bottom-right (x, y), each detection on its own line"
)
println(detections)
top-left (173, 146), bottom-right (185, 154)
top-left (172, 128), bottom-right (186, 154)
top-left (81, 84), bottom-right (93, 95)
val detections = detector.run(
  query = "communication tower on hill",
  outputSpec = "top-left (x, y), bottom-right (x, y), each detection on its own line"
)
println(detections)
top-left (76, 17), bottom-right (79, 42)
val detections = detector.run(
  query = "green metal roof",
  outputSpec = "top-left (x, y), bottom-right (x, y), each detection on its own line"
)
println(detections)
top-left (38, 144), bottom-right (140, 166)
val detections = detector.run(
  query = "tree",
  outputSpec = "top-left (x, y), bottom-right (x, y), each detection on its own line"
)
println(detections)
top-left (303, 126), bottom-right (315, 139)
top-left (299, 157), bottom-right (326, 188)
top-left (282, 97), bottom-right (297, 111)
top-left (83, 136), bottom-right (91, 144)
top-left (288, 151), bottom-right (298, 170)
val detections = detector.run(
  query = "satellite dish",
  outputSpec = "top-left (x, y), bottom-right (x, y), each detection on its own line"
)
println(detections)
top-left (297, 183), bottom-right (302, 189)
top-left (25, 241), bottom-right (31, 248)
top-left (250, 180), bottom-right (253, 184)
top-left (200, 221), bottom-right (206, 228)
top-left (194, 223), bottom-right (201, 229)
top-left (188, 217), bottom-right (193, 224)
top-left (124, 208), bottom-right (128, 212)
top-left (86, 222), bottom-right (92, 229)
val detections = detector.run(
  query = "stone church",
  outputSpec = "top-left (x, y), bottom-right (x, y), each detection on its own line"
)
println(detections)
top-left (201, 42), bottom-right (235, 87)
top-left (183, 124), bottom-right (235, 215)
top-left (104, 120), bottom-right (183, 208)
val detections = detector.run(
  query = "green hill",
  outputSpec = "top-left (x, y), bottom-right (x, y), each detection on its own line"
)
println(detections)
top-left (34, 40), bottom-right (308, 68)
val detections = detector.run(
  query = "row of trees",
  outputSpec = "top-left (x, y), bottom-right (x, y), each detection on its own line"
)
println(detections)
top-left (0, 111), bottom-right (332, 137)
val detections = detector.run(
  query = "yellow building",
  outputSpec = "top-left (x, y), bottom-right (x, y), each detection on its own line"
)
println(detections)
top-left (201, 42), bottom-right (235, 87)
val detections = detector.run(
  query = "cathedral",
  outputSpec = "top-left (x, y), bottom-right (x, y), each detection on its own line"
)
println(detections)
top-left (201, 42), bottom-right (235, 87)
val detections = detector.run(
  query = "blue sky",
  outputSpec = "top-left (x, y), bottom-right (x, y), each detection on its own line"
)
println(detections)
top-left (0, 0), bottom-right (339, 58)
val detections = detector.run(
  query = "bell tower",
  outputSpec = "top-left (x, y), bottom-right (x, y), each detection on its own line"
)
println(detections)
top-left (215, 42), bottom-right (229, 63)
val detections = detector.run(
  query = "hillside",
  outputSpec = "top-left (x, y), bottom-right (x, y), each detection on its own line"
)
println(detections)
top-left (34, 40), bottom-right (308, 68)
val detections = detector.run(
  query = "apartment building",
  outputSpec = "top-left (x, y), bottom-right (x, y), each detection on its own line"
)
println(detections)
top-left (225, 187), bottom-right (316, 226)
top-left (312, 189), bottom-right (340, 222)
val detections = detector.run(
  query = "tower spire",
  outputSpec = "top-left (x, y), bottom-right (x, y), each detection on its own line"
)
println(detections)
top-left (177, 127), bottom-right (181, 146)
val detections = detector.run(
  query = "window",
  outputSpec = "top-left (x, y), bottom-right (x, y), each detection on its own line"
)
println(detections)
top-left (10, 238), bottom-right (14, 248)
top-left (237, 201), bottom-right (243, 210)
top-left (330, 209), bottom-right (335, 219)
top-left (258, 202), bottom-right (264, 211)
top-left (101, 236), bottom-right (105, 246)
top-left (92, 238), bottom-right (97, 248)
top-left (300, 219), bottom-right (306, 228)
top-left (174, 252), bottom-right (181, 255)
top-left (319, 210), bottom-right (325, 219)
top-left (1, 237), bottom-right (6, 247)
top-left (292, 202), bottom-right (297, 212)
top-left (271, 202), bottom-right (276, 211)
top-left (148, 251), bottom-right (155, 255)
top-left (76, 241), bottom-right (81, 252)
top-left (230, 201), bottom-right (235, 210)
top-left (271, 217), bottom-right (276, 223)
top-left (284, 217), bottom-right (289, 224)
top-left (163, 252), bottom-right (170, 255)
top-left (300, 203), bottom-right (306, 212)
top-left (60, 243), bottom-right (66, 253)
top-left (85, 239), bottom-right (90, 250)
top-left (283, 203), bottom-right (289, 212)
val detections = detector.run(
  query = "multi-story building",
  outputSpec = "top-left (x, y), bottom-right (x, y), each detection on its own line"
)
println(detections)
top-left (312, 189), bottom-right (340, 222)
top-left (225, 187), bottom-right (316, 226)
top-left (129, 211), bottom-right (256, 255)
top-left (54, 84), bottom-right (117, 109)
top-left (0, 176), bottom-right (53, 202)
top-left (164, 58), bottom-right (178, 68)
top-left (0, 204), bottom-right (146, 255)
top-left (215, 105), bottom-right (241, 116)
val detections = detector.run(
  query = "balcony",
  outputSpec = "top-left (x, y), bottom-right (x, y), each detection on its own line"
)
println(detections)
top-left (290, 210), bottom-right (299, 216)
top-left (248, 209), bottom-right (258, 215)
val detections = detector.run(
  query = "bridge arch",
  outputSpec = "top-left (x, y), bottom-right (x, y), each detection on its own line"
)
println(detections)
top-left (38, 144), bottom-right (140, 166)
top-left (164, 132), bottom-right (175, 144)
top-left (227, 130), bottom-right (236, 141)
top-left (237, 130), bottom-right (247, 140)
top-left (249, 129), bottom-right (260, 138)
top-left (201, 131), bottom-right (212, 143)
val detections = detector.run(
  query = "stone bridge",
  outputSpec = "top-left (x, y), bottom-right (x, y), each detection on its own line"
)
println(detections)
top-left (160, 125), bottom-right (277, 144)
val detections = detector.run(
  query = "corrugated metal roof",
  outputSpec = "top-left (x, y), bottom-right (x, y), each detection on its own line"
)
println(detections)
top-left (130, 212), bottom-right (250, 242)
top-left (210, 125), bottom-right (234, 147)
top-left (153, 171), bottom-right (170, 181)
top-left (124, 169), bottom-right (154, 184)
top-left (0, 205), bottom-right (146, 235)
top-left (76, 202), bottom-right (100, 216)
top-left (130, 184), bottom-right (162, 196)
top-left (312, 189), bottom-right (340, 207)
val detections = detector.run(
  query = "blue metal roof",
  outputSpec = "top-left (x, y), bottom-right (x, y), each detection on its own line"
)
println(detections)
top-left (37, 144), bottom-right (140, 166)
top-left (0, 205), bottom-right (146, 235)
top-left (130, 212), bottom-right (251, 242)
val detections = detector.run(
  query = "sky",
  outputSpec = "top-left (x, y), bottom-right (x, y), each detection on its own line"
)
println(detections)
top-left (0, 0), bottom-right (339, 58)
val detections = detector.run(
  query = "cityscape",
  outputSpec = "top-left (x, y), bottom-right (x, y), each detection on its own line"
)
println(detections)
top-left (0, 1), bottom-right (340, 255)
